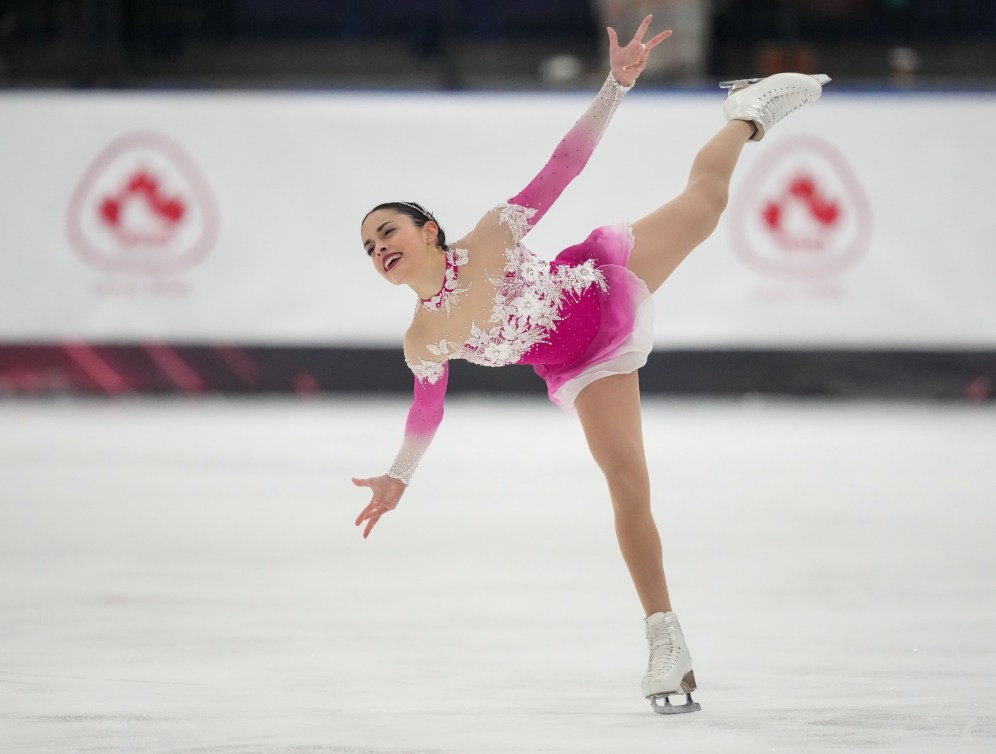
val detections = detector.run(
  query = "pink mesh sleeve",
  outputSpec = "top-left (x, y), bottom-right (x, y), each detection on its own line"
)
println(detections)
top-left (507, 73), bottom-right (631, 231)
top-left (386, 361), bottom-right (449, 485)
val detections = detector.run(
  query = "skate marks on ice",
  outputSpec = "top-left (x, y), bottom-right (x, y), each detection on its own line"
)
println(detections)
top-left (1, 398), bottom-right (995, 753)
top-left (701, 697), bottom-right (996, 751)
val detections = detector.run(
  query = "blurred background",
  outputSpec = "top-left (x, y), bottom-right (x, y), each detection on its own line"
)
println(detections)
top-left (1, 0), bottom-right (995, 89)
top-left (0, 0), bottom-right (994, 399)
top-left (0, 0), bottom-right (996, 89)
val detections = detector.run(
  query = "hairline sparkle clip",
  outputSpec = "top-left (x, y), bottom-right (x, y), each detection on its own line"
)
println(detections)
top-left (398, 201), bottom-right (436, 222)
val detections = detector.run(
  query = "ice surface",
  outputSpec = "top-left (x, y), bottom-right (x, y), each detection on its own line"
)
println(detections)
top-left (1, 397), bottom-right (995, 753)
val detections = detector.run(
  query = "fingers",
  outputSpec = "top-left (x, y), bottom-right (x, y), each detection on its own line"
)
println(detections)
top-left (352, 476), bottom-right (398, 538)
top-left (633, 14), bottom-right (653, 43)
top-left (355, 500), bottom-right (376, 524)
top-left (645, 29), bottom-right (673, 50)
top-left (355, 498), bottom-right (394, 538)
top-left (356, 507), bottom-right (380, 537)
top-left (355, 499), bottom-right (385, 522)
top-left (623, 51), bottom-right (650, 72)
top-left (356, 502), bottom-right (386, 538)
top-left (605, 26), bottom-right (618, 49)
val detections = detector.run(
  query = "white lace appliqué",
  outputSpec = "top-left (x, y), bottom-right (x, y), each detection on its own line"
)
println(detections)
top-left (420, 247), bottom-right (469, 316)
top-left (498, 203), bottom-right (537, 243)
top-left (449, 203), bottom-right (606, 367)
top-left (407, 357), bottom-right (447, 385)
top-left (463, 243), bottom-right (605, 367)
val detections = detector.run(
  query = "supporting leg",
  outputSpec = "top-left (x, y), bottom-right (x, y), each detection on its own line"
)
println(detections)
top-left (574, 372), bottom-right (670, 616)
top-left (575, 373), bottom-right (702, 714)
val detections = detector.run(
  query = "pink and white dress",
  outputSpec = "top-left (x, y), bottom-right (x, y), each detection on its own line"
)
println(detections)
top-left (387, 74), bottom-right (654, 485)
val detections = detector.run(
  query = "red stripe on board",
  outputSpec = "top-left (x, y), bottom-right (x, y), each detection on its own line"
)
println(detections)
top-left (214, 345), bottom-right (259, 385)
top-left (63, 342), bottom-right (129, 394)
top-left (144, 343), bottom-right (205, 393)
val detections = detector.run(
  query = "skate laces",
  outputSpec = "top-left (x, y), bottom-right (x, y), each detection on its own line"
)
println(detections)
top-left (752, 82), bottom-right (815, 125)
top-left (646, 618), bottom-right (680, 677)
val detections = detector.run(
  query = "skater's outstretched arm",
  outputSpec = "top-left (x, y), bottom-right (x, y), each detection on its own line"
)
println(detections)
top-left (353, 357), bottom-right (449, 539)
top-left (503, 16), bottom-right (671, 236)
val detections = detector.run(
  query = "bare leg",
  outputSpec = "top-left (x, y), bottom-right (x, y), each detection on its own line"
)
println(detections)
top-left (628, 120), bottom-right (755, 294)
top-left (574, 371), bottom-right (670, 616)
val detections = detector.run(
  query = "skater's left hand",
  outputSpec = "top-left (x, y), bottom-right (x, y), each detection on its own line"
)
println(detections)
top-left (352, 474), bottom-right (406, 539)
top-left (607, 14), bottom-right (671, 88)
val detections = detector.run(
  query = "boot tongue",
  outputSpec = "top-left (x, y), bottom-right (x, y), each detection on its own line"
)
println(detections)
top-left (645, 611), bottom-right (672, 627)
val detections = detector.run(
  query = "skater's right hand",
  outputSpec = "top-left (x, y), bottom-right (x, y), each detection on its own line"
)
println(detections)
top-left (352, 474), bottom-right (407, 539)
top-left (607, 14), bottom-right (671, 88)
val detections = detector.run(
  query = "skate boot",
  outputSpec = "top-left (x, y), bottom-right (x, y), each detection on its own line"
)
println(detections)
top-left (721, 73), bottom-right (831, 141)
top-left (642, 611), bottom-right (700, 714)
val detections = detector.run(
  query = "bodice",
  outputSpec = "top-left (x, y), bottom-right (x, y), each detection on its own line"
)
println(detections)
top-left (408, 203), bottom-right (606, 384)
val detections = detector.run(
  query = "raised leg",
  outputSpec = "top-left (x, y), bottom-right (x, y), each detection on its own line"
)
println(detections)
top-left (626, 120), bottom-right (754, 294)
top-left (574, 371), bottom-right (670, 616)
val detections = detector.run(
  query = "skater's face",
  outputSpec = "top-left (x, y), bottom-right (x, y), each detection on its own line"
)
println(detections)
top-left (361, 209), bottom-right (440, 286)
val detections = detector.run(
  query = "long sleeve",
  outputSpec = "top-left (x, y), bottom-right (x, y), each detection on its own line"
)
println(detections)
top-left (386, 361), bottom-right (449, 485)
top-left (506, 73), bottom-right (632, 233)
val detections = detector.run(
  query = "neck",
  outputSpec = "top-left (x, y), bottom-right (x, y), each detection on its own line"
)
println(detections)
top-left (411, 248), bottom-right (448, 300)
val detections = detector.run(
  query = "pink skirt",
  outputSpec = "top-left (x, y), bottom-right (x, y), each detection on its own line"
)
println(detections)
top-left (529, 222), bottom-right (654, 410)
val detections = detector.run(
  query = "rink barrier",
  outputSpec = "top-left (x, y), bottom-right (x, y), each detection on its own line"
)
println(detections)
top-left (2, 93), bottom-right (996, 351)
top-left (0, 344), bottom-right (992, 401)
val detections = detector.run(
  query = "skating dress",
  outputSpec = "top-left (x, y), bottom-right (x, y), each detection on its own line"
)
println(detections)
top-left (387, 74), bottom-right (654, 485)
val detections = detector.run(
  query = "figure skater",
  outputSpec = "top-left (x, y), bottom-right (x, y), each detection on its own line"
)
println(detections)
top-left (353, 15), bottom-right (829, 714)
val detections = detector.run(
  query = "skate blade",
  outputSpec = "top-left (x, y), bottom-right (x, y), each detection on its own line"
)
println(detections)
top-left (720, 73), bottom-right (831, 90)
top-left (649, 691), bottom-right (701, 715)
top-left (719, 77), bottom-right (762, 91)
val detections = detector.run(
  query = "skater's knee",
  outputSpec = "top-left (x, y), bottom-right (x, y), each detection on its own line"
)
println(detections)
top-left (686, 176), bottom-right (729, 220)
top-left (602, 465), bottom-right (651, 511)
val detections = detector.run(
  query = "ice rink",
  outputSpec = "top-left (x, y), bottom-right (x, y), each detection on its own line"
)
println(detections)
top-left (2, 396), bottom-right (995, 753)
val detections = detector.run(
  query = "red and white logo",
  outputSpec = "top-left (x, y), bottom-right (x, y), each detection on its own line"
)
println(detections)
top-left (728, 134), bottom-right (872, 280)
top-left (67, 132), bottom-right (219, 274)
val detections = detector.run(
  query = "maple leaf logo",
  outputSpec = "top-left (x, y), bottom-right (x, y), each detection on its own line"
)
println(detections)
top-left (761, 173), bottom-right (841, 252)
top-left (98, 169), bottom-right (187, 245)
top-left (67, 132), bottom-right (219, 274)
top-left (728, 135), bottom-right (872, 281)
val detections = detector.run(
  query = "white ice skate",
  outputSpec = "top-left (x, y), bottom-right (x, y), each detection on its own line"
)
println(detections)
top-left (721, 72), bottom-right (831, 141)
top-left (642, 611), bottom-right (700, 714)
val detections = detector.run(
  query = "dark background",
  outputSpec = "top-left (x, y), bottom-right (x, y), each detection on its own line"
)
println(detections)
top-left (1, 1), bottom-right (994, 90)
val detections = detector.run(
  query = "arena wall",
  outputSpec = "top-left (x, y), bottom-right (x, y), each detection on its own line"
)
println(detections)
top-left (1, 89), bottom-right (993, 398)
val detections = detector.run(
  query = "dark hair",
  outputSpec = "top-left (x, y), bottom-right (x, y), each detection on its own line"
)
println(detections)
top-left (365, 202), bottom-right (448, 251)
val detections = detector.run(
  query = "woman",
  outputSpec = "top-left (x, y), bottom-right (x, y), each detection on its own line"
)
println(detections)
top-left (353, 16), bottom-right (829, 715)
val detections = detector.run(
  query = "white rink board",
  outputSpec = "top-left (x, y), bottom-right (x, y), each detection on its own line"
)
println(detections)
top-left (0, 90), bottom-right (995, 347)
top-left (1, 398), bottom-right (995, 752)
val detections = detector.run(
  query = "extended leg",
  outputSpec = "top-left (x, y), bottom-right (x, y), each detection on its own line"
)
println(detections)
top-left (626, 120), bottom-right (753, 294)
top-left (627, 72), bottom-right (830, 293)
